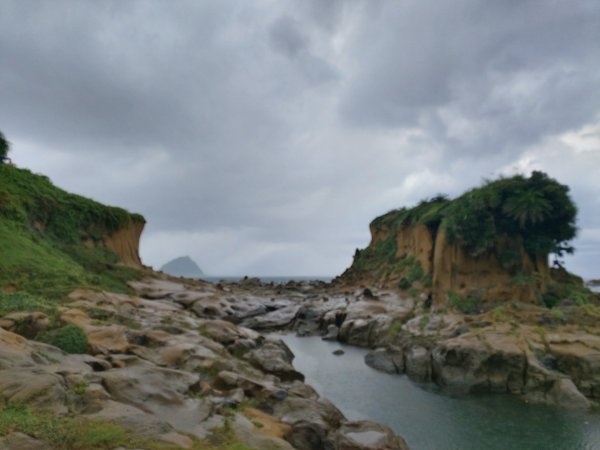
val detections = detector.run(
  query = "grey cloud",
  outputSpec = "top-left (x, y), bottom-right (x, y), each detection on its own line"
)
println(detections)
top-left (1, 0), bottom-right (600, 276)
top-left (269, 16), bottom-right (309, 58)
top-left (341, 0), bottom-right (600, 156)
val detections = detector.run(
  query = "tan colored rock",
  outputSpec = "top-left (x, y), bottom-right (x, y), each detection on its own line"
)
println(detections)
top-left (0, 312), bottom-right (49, 338)
top-left (243, 407), bottom-right (292, 439)
top-left (0, 432), bottom-right (48, 450)
top-left (432, 229), bottom-right (545, 306)
top-left (82, 325), bottom-right (130, 354)
top-left (60, 308), bottom-right (91, 327)
top-left (0, 370), bottom-right (67, 413)
top-left (231, 414), bottom-right (296, 450)
top-left (102, 219), bottom-right (145, 267)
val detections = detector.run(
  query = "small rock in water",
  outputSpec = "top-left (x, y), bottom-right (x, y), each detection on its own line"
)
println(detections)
top-left (333, 349), bottom-right (345, 356)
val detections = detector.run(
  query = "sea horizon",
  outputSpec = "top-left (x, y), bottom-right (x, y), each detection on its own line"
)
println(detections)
top-left (198, 275), bottom-right (334, 284)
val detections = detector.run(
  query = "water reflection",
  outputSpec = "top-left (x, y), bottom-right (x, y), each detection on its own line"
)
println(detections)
top-left (279, 334), bottom-right (600, 450)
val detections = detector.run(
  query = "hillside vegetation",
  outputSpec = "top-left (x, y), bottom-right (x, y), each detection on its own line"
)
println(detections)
top-left (0, 165), bottom-right (145, 299)
top-left (344, 171), bottom-right (594, 308)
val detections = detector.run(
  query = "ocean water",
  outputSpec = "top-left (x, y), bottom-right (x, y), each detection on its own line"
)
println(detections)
top-left (280, 334), bottom-right (600, 450)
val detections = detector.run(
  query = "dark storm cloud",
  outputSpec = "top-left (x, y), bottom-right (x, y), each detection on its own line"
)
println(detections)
top-left (1, 0), bottom-right (599, 276)
top-left (341, 0), bottom-right (600, 156)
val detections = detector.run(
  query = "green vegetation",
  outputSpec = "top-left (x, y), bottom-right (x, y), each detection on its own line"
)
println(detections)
top-left (0, 292), bottom-right (57, 316)
top-left (371, 194), bottom-right (449, 235)
top-left (0, 403), bottom-right (260, 450)
top-left (543, 269), bottom-right (593, 308)
top-left (448, 290), bottom-right (482, 315)
top-left (371, 171), bottom-right (577, 260)
top-left (37, 325), bottom-right (88, 354)
top-left (0, 131), bottom-right (9, 161)
top-left (0, 164), bottom-right (145, 298)
top-left (491, 306), bottom-right (507, 321)
top-left (0, 403), bottom-right (151, 449)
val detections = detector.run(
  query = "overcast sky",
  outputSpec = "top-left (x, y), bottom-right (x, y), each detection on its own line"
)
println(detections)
top-left (1, 0), bottom-right (599, 277)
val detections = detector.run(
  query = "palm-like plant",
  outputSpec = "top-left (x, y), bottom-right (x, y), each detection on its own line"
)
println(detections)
top-left (502, 189), bottom-right (552, 228)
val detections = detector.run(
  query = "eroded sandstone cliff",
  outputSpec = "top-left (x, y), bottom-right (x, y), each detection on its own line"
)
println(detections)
top-left (340, 172), bottom-right (580, 308)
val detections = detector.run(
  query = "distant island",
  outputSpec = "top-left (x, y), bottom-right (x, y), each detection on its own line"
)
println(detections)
top-left (160, 256), bottom-right (204, 278)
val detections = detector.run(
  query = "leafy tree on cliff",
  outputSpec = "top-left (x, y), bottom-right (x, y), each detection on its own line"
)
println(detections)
top-left (0, 130), bottom-right (9, 162)
top-left (444, 171), bottom-right (577, 259)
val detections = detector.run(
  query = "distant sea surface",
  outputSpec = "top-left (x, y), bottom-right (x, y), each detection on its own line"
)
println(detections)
top-left (199, 276), bottom-right (333, 284)
top-left (586, 280), bottom-right (600, 293)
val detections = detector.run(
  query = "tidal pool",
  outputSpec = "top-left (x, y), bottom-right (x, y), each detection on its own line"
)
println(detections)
top-left (279, 334), bottom-right (600, 450)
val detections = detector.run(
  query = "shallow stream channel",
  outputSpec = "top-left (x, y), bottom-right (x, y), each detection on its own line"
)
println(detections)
top-left (277, 334), bottom-right (600, 450)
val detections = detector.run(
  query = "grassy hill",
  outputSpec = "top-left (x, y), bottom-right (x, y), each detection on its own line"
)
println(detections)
top-left (0, 165), bottom-right (145, 299)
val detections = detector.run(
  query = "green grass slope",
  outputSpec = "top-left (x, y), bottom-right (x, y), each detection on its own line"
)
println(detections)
top-left (0, 165), bottom-right (145, 299)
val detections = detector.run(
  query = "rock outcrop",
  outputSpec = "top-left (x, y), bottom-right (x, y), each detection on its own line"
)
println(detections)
top-left (102, 218), bottom-right (145, 267)
top-left (0, 277), bottom-right (412, 449)
top-left (338, 172), bottom-right (582, 307)
top-left (340, 221), bottom-right (549, 306)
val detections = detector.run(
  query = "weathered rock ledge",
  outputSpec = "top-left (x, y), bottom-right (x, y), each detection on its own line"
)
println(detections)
top-left (0, 275), bottom-right (410, 450)
top-left (160, 276), bottom-right (600, 412)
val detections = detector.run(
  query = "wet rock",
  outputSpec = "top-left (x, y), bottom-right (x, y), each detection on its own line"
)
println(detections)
top-left (245, 340), bottom-right (304, 381)
top-left (364, 347), bottom-right (403, 374)
top-left (322, 324), bottom-right (339, 341)
top-left (431, 333), bottom-right (527, 394)
top-left (548, 378), bottom-right (591, 410)
top-left (333, 349), bottom-right (345, 356)
top-left (287, 420), bottom-right (330, 450)
top-left (405, 346), bottom-right (431, 383)
top-left (335, 421), bottom-right (410, 450)
top-left (339, 319), bottom-right (378, 347)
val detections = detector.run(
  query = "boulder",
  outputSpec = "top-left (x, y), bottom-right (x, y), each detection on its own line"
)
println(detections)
top-left (0, 369), bottom-right (67, 413)
top-left (0, 432), bottom-right (48, 450)
top-left (547, 378), bottom-right (591, 410)
top-left (245, 340), bottom-right (304, 381)
top-left (335, 421), bottom-right (410, 450)
top-left (405, 346), bottom-right (431, 383)
top-left (365, 347), bottom-right (404, 374)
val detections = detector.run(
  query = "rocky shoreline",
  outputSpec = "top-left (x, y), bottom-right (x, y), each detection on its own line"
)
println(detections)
top-left (3, 271), bottom-right (600, 449)
top-left (0, 274), bottom-right (410, 450)
top-left (173, 276), bottom-right (600, 411)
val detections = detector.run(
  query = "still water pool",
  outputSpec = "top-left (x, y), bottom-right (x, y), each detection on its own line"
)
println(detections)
top-left (279, 334), bottom-right (600, 450)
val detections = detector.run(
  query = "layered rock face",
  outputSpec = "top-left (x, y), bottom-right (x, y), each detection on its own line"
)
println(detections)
top-left (100, 218), bottom-right (145, 267)
top-left (341, 220), bottom-right (550, 306)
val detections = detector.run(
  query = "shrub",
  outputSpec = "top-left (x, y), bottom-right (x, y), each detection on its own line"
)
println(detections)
top-left (542, 292), bottom-right (561, 308)
top-left (398, 277), bottom-right (412, 290)
top-left (406, 260), bottom-right (424, 283)
top-left (0, 130), bottom-right (9, 161)
top-left (448, 291), bottom-right (481, 314)
top-left (38, 325), bottom-right (88, 354)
